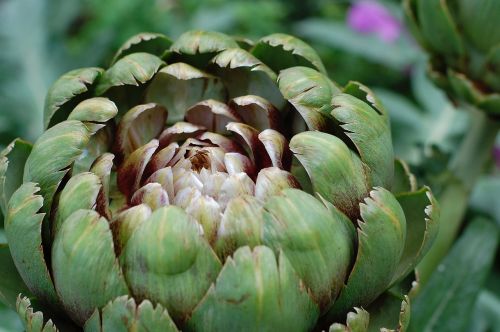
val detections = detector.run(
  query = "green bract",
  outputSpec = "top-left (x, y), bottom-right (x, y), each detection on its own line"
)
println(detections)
top-left (404, 0), bottom-right (500, 115)
top-left (0, 31), bottom-right (439, 331)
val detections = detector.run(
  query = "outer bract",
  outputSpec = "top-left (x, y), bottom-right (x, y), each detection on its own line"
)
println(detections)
top-left (0, 31), bottom-right (439, 331)
top-left (404, 0), bottom-right (500, 115)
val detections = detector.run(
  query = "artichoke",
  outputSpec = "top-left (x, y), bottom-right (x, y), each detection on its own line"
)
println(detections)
top-left (0, 31), bottom-right (439, 331)
top-left (404, 0), bottom-right (500, 115)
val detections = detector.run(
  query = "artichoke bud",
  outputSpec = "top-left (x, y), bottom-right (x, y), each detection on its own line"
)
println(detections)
top-left (405, 0), bottom-right (500, 115)
top-left (1, 30), bottom-right (439, 331)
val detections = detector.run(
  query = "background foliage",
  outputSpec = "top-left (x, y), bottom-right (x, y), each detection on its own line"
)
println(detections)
top-left (0, 0), bottom-right (499, 330)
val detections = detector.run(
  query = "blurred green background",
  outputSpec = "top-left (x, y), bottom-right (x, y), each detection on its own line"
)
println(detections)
top-left (0, 0), bottom-right (499, 330)
top-left (0, 0), bottom-right (468, 161)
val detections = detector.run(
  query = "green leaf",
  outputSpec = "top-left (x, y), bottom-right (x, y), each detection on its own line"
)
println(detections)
top-left (479, 93), bottom-right (500, 115)
top-left (416, 0), bottom-right (464, 58)
top-left (416, 180), bottom-right (469, 286)
top-left (52, 209), bottom-right (129, 326)
top-left (16, 296), bottom-right (58, 332)
top-left (170, 30), bottom-right (238, 55)
top-left (0, 244), bottom-right (30, 309)
top-left (168, 30), bottom-right (239, 68)
top-left (468, 290), bottom-right (500, 332)
top-left (289, 131), bottom-right (369, 220)
top-left (329, 308), bottom-right (369, 332)
top-left (444, 68), bottom-right (500, 116)
top-left (0, 301), bottom-right (23, 331)
top-left (121, 206), bottom-right (222, 323)
top-left (111, 32), bottom-right (173, 64)
top-left (409, 218), bottom-right (499, 332)
top-left (5, 183), bottom-right (59, 307)
top-left (95, 53), bottom-right (164, 96)
top-left (0, 139), bottom-right (32, 216)
top-left (342, 81), bottom-right (388, 119)
top-left (53, 172), bottom-right (102, 236)
top-left (484, 45), bottom-right (500, 91)
top-left (211, 48), bottom-right (285, 110)
top-left (67, 97), bottom-right (118, 123)
top-left (262, 189), bottom-right (354, 310)
top-left (251, 33), bottom-right (327, 74)
top-left (392, 187), bottom-right (439, 284)
top-left (211, 48), bottom-right (276, 81)
top-left (331, 90), bottom-right (393, 188)
top-left (366, 292), bottom-right (410, 332)
top-left (470, 175), bottom-right (500, 225)
top-left (145, 63), bottom-right (226, 124)
top-left (186, 246), bottom-right (319, 332)
top-left (44, 67), bottom-right (104, 129)
top-left (325, 187), bottom-right (406, 319)
top-left (278, 66), bottom-right (340, 131)
top-left (24, 120), bottom-right (92, 216)
top-left (447, 69), bottom-right (485, 107)
top-left (392, 159), bottom-right (417, 194)
top-left (83, 296), bottom-right (179, 332)
top-left (403, 0), bottom-right (427, 50)
top-left (456, 0), bottom-right (500, 52)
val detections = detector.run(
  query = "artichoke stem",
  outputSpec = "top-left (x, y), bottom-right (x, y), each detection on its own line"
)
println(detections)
top-left (449, 108), bottom-right (499, 191)
top-left (418, 106), bottom-right (499, 285)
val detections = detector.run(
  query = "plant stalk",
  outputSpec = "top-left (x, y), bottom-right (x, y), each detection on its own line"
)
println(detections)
top-left (417, 107), bottom-right (499, 285)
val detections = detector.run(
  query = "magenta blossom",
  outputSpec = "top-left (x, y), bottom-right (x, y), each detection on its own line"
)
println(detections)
top-left (347, 0), bottom-right (402, 43)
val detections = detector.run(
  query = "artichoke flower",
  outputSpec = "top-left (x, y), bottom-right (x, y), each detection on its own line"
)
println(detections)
top-left (0, 31), bottom-right (438, 331)
top-left (404, 0), bottom-right (500, 115)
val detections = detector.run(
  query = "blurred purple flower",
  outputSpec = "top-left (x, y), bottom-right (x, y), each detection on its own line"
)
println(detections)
top-left (347, 0), bottom-right (402, 43)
